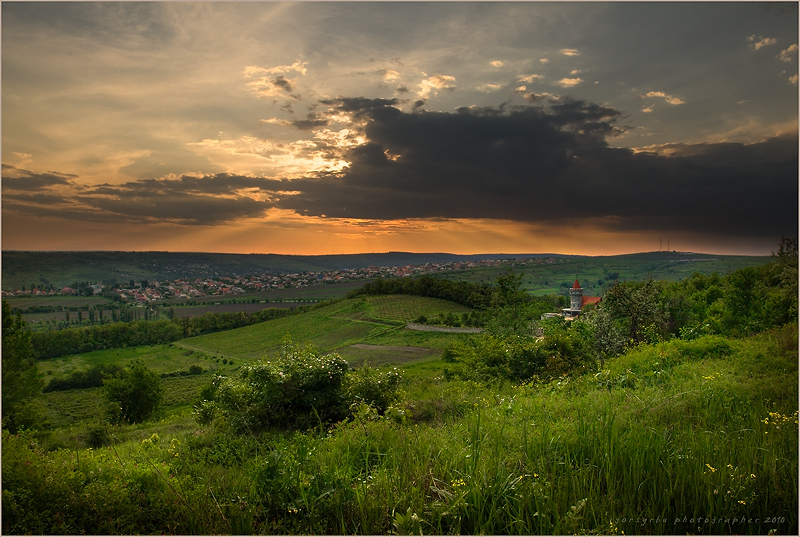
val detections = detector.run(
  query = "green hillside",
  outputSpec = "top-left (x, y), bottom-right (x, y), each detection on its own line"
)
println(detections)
top-left (2, 249), bottom-right (769, 292)
top-left (16, 324), bottom-right (799, 535)
top-left (36, 295), bottom-right (474, 380)
top-left (7, 247), bottom-right (797, 534)
top-left (176, 295), bottom-right (474, 362)
top-left (34, 294), bottom-right (475, 426)
top-left (438, 251), bottom-right (771, 295)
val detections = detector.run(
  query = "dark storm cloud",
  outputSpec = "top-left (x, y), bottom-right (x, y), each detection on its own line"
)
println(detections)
top-left (89, 174), bottom-right (274, 197)
top-left (272, 76), bottom-right (294, 93)
top-left (75, 174), bottom-right (283, 225)
top-left (73, 193), bottom-right (267, 225)
top-left (2, 171), bottom-right (283, 226)
top-left (6, 98), bottom-right (794, 239)
top-left (320, 97), bottom-right (401, 121)
top-left (275, 97), bottom-right (797, 239)
top-left (2, 164), bottom-right (77, 190)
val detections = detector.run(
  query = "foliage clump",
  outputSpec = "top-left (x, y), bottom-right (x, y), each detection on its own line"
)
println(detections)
top-left (199, 341), bottom-right (404, 432)
top-left (443, 317), bottom-right (595, 382)
top-left (344, 363), bottom-right (402, 414)
top-left (211, 340), bottom-right (350, 432)
top-left (2, 301), bottom-right (45, 432)
top-left (103, 360), bottom-right (164, 424)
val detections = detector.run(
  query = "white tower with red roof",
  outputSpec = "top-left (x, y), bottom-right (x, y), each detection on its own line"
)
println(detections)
top-left (569, 278), bottom-right (583, 311)
top-left (556, 277), bottom-right (601, 318)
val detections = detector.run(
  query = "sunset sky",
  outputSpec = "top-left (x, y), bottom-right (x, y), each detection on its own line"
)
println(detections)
top-left (2, 2), bottom-right (797, 256)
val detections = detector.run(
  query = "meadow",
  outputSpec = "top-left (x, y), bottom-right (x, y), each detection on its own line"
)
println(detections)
top-left (4, 251), bottom-right (797, 535)
top-left (6, 323), bottom-right (797, 534)
top-left (33, 294), bottom-right (474, 427)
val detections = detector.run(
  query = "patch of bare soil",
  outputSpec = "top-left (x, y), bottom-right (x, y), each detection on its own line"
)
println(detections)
top-left (340, 344), bottom-right (441, 366)
top-left (350, 344), bottom-right (438, 354)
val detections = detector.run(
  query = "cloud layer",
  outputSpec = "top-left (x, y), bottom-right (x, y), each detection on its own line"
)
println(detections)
top-left (4, 98), bottom-right (796, 242)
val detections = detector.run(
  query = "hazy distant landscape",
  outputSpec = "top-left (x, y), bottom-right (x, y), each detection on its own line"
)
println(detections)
top-left (3, 250), bottom-right (770, 330)
top-left (1, 248), bottom-right (770, 292)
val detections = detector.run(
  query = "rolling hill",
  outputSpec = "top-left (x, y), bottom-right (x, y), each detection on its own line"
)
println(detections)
top-left (1, 249), bottom-right (770, 292)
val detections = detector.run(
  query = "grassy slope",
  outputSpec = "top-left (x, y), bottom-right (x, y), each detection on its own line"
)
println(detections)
top-left (37, 295), bottom-right (474, 426)
top-left (438, 252), bottom-right (770, 295)
top-left (17, 324), bottom-right (797, 535)
top-left (26, 292), bottom-right (475, 369)
top-left (175, 295), bottom-right (473, 360)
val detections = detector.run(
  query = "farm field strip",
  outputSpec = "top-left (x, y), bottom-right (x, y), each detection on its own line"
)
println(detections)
top-left (172, 295), bottom-right (470, 362)
top-left (41, 375), bottom-right (209, 428)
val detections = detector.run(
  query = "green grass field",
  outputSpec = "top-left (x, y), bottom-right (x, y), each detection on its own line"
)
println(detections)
top-left (173, 295), bottom-right (473, 362)
top-left (36, 344), bottom-right (234, 378)
top-left (10, 323), bottom-right (796, 535)
top-left (34, 294), bottom-right (476, 429)
top-left (7, 250), bottom-right (795, 535)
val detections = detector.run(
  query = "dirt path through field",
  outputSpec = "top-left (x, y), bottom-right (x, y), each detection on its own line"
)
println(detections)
top-left (405, 322), bottom-right (484, 333)
top-left (350, 344), bottom-right (439, 355)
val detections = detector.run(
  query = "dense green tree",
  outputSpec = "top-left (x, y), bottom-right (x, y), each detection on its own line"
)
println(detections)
top-left (1, 301), bottom-right (44, 432)
top-left (444, 317), bottom-right (595, 383)
top-left (491, 269), bottom-right (525, 308)
top-left (103, 360), bottom-right (164, 424)
top-left (582, 307), bottom-right (625, 367)
top-left (599, 279), bottom-right (668, 346)
top-left (766, 236), bottom-right (798, 325)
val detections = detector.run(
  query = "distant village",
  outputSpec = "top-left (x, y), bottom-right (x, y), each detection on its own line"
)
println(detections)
top-left (3, 257), bottom-right (563, 304)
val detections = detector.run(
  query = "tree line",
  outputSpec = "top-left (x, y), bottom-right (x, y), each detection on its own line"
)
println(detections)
top-left (348, 274), bottom-right (496, 309)
top-left (28, 306), bottom-right (307, 360)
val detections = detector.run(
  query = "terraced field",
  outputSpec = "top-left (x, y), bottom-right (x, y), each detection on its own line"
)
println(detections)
top-left (175, 294), bottom-right (475, 362)
top-left (35, 294), bottom-right (477, 428)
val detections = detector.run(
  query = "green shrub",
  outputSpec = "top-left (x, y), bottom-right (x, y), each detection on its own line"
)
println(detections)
top-left (103, 360), bottom-right (164, 424)
top-left (192, 399), bottom-right (219, 425)
top-left (343, 363), bottom-right (402, 414)
top-left (214, 340), bottom-right (349, 432)
top-left (84, 420), bottom-right (112, 448)
top-left (444, 322), bottom-right (595, 383)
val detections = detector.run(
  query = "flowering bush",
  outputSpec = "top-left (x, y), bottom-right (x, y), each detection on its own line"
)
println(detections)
top-left (213, 340), bottom-right (349, 432)
top-left (344, 363), bottom-right (402, 414)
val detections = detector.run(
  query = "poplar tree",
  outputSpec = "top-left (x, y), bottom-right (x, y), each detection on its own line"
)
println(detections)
top-left (2, 301), bottom-right (44, 432)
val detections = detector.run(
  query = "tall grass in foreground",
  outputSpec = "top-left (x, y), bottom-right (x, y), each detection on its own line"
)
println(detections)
top-left (4, 325), bottom-right (797, 534)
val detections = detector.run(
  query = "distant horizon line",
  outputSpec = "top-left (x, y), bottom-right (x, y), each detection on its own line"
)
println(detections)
top-left (0, 249), bottom-right (771, 258)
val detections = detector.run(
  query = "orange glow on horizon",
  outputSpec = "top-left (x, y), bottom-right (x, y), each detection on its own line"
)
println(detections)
top-left (0, 210), bottom-right (777, 257)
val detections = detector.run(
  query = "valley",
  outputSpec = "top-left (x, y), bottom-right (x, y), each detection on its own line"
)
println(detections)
top-left (2, 247), bottom-right (796, 535)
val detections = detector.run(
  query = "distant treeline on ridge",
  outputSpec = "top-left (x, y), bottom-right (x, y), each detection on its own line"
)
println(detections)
top-left (348, 274), bottom-right (494, 309)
